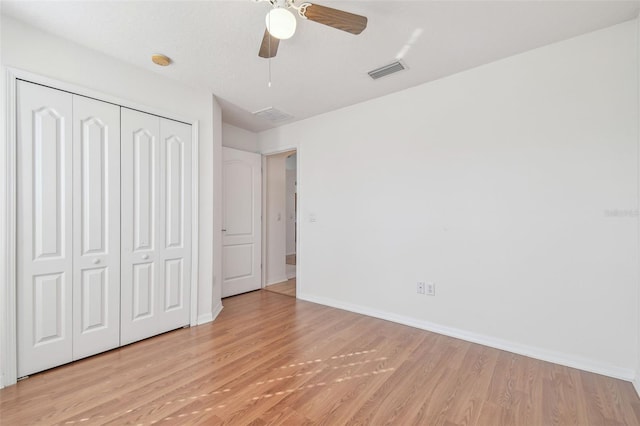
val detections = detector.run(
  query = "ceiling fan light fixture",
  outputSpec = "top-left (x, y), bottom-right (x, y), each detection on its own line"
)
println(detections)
top-left (266, 8), bottom-right (297, 40)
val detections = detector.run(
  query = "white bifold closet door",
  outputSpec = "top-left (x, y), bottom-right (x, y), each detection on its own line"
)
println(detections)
top-left (17, 81), bottom-right (121, 377)
top-left (72, 95), bottom-right (121, 360)
top-left (120, 108), bottom-right (192, 345)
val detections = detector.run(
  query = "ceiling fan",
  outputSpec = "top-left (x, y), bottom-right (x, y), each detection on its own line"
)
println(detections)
top-left (255, 0), bottom-right (368, 58)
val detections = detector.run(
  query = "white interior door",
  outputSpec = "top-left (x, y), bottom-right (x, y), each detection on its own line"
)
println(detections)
top-left (222, 147), bottom-right (262, 297)
top-left (17, 81), bottom-right (73, 377)
top-left (120, 109), bottom-right (191, 345)
top-left (72, 95), bottom-right (121, 360)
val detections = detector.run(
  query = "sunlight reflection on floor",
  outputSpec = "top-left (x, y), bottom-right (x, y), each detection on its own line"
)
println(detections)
top-left (61, 349), bottom-right (392, 425)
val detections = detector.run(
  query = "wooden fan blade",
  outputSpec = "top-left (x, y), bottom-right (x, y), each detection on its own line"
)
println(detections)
top-left (302, 3), bottom-right (367, 35)
top-left (258, 29), bottom-right (280, 58)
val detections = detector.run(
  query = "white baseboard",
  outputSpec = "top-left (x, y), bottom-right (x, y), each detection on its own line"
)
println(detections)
top-left (297, 292), bottom-right (635, 382)
top-left (266, 275), bottom-right (289, 286)
top-left (634, 374), bottom-right (640, 399)
top-left (196, 312), bottom-right (213, 325)
top-left (197, 302), bottom-right (223, 325)
top-left (211, 302), bottom-right (224, 322)
top-left (286, 270), bottom-right (296, 279)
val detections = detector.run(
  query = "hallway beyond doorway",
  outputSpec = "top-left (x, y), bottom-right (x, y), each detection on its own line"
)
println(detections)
top-left (265, 278), bottom-right (296, 297)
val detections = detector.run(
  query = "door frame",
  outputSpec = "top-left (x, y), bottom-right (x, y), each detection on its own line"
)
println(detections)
top-left (0, 68), bottom-right (200, 387)
top-left (261, 146), bottom-right (300, 294)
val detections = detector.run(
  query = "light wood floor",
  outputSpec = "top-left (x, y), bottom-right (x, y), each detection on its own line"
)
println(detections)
top-left (1, 290), bottom-right (639, 425)
top-left (264, 278), bottom-right (296, 297)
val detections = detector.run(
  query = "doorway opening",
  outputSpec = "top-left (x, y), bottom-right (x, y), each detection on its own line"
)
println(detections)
top-left (263, 150), bottom-right (297, 297)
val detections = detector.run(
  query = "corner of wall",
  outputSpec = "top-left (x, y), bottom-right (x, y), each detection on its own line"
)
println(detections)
top-left (212, 301), bottom-right (224, 321)
top-left (0, 68), bottom-right (6, 391)
top-left (198, 301), bottom-right (223, 326)
top-left (211, 95), bottom-right (223, 312)
top-left (221, 122), bottom-right (260, 153)
top-left (0, 67), bottom-right (17, 389)
top-left (636, 11), bottom-right (640, 400)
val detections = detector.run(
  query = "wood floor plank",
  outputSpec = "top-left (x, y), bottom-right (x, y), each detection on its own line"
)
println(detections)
top-left (296, 325), bottom-right (425, 424)
top-left (486, 350), bottom-right (544, 425)
top-left (1, 290), bottom-right (639, 425)
top-left (342, 332), bottom-right (443, 425)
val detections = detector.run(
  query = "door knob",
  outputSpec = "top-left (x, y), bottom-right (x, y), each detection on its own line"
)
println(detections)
top-left (92, 259), bottom-right (100, 265)
top-left (142, 254), bottom-right (149, 260)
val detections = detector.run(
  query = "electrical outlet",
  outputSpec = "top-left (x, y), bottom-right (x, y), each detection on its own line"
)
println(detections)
top-left (417, 282), bottom-right (425, 294)
top-left (426, 282), bottom-right (435, 296)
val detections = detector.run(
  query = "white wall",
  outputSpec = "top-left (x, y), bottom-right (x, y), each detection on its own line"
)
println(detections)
top-left (265, 152), bottom-right (291, 285)
top-left (0, 18), bottom-right (6, 389)
top-left (260, 20), bottom-right (639, 380)
top-left (0, 16), bottom-right (222, 385)
top-left (222, 122), bottom-right (259, 153)
top-left (635, 15), bottom-right (640, 398)
top-left (286, 153), bottom-right (297, 171)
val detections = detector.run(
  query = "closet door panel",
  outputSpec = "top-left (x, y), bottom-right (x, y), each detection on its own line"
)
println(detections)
top-left (133, 263), bottom-right (154, 319)
top-left (121, 108), bottom-right (162, 345)
top-left (158, 119), bottom-right (191, 328)
top-left (17, 81), bottom-right (73, 377)
top-left (133, 129), bottom-right (156, 252)
top-left (164, 259), bottom-right (183, 311)
top-left (72, 96), bottom-right (121, 360)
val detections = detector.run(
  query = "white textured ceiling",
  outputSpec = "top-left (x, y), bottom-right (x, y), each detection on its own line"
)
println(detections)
top-left (2, 0), bottom-right (639, 132)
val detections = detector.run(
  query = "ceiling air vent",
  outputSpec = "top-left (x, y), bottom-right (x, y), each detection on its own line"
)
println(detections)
top-left (253, 107), bottom-right (293, 123)
top-left (368, 61), bottom-right (406, 80)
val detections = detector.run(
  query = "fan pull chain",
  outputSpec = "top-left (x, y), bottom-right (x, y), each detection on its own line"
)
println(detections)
top-left (268, 11), bottom-right (272, 88)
